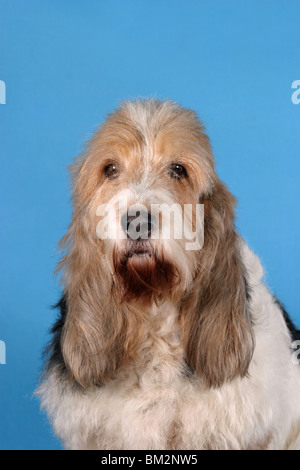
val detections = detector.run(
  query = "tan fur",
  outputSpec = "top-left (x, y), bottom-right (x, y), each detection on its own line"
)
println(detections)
top-left (37, 99), bottom-right (300, 450)
top-left (180, 180), bottom-right (254, 387)
top-left (57, 99), bottom-right (220, 388)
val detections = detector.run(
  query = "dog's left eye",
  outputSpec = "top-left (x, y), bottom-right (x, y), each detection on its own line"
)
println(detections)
top-left (169, 163), bottom-right (188, 179)
top-left (104, 163), bottom-right (119, 179)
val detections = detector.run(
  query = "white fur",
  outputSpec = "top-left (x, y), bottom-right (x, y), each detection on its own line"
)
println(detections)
top-left (96, 186), bottom-right (199, 293)
top-left (37, 241), bottom-right (300, 450)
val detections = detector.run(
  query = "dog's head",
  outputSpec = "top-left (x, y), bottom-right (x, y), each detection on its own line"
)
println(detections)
top-left (58, 99), bottom-right (254, 388)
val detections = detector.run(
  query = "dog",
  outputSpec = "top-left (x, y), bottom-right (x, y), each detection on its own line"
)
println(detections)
top-left (37, 98), bottom-right (300, 450)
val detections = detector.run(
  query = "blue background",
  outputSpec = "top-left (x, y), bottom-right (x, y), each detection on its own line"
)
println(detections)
top-left (0, 0), bottom-right (299, 450)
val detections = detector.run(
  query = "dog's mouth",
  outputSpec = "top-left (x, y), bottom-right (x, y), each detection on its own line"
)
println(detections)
top-left (131, 247), bottom-right (151, 257)
top-left (127, 241), bottom-right (153, 258)
top-left (113, 241), bottom-right (179, 304)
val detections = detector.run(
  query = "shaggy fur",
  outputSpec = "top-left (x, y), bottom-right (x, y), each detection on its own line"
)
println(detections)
top-left (37, 99), bottom-right (300, 450)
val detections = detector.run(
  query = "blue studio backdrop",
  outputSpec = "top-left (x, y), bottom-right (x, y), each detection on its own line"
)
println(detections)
top-left (0, 0), bottom-right (299, 450)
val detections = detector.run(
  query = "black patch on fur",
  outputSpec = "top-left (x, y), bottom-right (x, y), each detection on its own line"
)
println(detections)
top-left (245, 277), bottom-right (252, 303)
top-left (43, 293), bottom-right (68, 376)
top-left (181, 358), bottom-right (194, 378)
top-left (274, 296), bottom-right (300, 342)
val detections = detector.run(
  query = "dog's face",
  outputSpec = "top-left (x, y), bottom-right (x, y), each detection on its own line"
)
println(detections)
top-left (60, 99), bottom-right (254, 389)
top-left (73, 100), bottom-right (216, 305)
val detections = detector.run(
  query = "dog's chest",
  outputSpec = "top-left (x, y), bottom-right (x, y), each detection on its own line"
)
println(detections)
top-left (53, 305), bottom-right (272, 450)
top-left (78, 312), bottom-right (256, 450)
top-left (84, 341), bottom-right (190, 449)
top-left (83, 307), bottom-right (193, 449)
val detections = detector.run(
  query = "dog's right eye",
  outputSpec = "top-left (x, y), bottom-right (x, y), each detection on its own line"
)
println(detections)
top-left (169, 163), bottom-right (188, 180)
top-left (104, 163), bottom-right (119, 179)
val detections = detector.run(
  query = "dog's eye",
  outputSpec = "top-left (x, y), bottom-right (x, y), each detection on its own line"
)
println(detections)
top-left (170, 163), bottom-right (188, 179)
top-left (104, 163), bottom-right (119, 179)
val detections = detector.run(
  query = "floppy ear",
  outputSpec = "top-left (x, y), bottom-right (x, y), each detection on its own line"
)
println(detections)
top-left (56, 156), bottom-right (142, 388)
top-left (59, 223), bottom-right (145, 388)
top-left (180, 180), bottom-right (254, 388)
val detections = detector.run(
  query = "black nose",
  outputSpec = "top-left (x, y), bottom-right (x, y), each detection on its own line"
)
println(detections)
top-left (121, 210), bottom-right (156, 240)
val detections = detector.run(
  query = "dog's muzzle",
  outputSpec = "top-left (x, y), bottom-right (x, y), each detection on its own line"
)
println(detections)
top-left (121, 210), bottom-right (156, 240)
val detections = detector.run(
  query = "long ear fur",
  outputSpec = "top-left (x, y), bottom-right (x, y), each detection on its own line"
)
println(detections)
top-left (56, 156), bottom-right (145, 388)
top-left (180, 180), bottom-right (254, 388)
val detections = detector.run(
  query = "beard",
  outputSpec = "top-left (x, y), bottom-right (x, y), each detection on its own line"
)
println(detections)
top-left (112, 240), bottom-right (179, 305)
